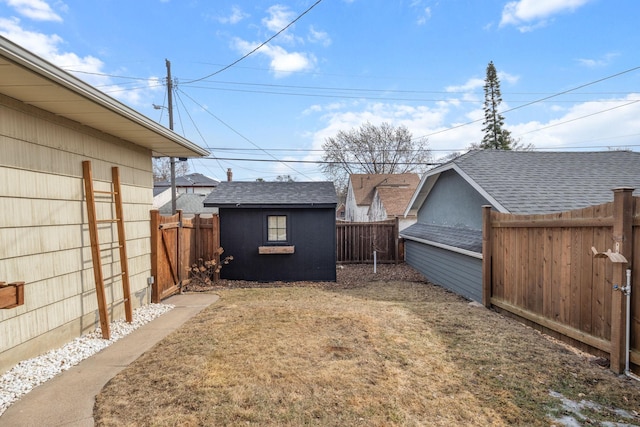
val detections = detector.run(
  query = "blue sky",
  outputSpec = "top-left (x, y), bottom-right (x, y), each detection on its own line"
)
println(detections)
top-left (1, 0), bottom-right (639, 182)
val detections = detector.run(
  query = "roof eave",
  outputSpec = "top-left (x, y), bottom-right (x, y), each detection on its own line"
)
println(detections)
top-left (205, 203), bottom-right (337, 209)
top-left (0, 36), bottom-right (208, 158)
top-left (404, 160), bottom-right (509, 216)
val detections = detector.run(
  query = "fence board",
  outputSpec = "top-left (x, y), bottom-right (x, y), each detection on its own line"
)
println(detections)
top-left (336, 219), bottom-right (399, 264)
top-left (150, 211), bottom-right (221, 302)
top-left (483, 195), bottom-right (639, 375)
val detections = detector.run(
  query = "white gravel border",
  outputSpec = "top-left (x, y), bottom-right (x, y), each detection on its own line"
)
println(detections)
top-left (0, 303), bottom-right (174, 416)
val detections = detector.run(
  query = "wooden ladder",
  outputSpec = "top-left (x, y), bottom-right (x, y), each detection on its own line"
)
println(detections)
top-left (82, 160), bottom-right (133, 339)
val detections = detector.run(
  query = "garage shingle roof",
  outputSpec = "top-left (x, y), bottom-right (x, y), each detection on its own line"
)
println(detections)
top-left (411, 150), bottom-right (640, 215)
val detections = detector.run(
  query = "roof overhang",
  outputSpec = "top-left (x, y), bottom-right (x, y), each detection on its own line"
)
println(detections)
top-left (205, 203), bottom-right (337, 209)
top-left (403, 160), bottom-right (508, 217)
top-left (0, 36), bottom-right (208, 158)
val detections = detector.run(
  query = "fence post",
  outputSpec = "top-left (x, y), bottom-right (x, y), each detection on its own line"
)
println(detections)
top-left (150, 209), bottom-right (160, 303)
top-left (177, 210), bottom-right (183, 287)
top-left (610, 187), bottom-right (634, 374)
top-left (394, 217), bottom-right (400, 264)
top-left (482, 205), bottom-right (493, 308)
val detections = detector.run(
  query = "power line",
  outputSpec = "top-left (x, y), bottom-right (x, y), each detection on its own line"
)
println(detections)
top-left (182, 0), bottom-right (324, 84)
top-left (412, 65), bottom-right (640, 141)
top-left (204, 157), bottom-right (442, 166)
top-left (516, 99), bottom-right (640, 137)
top-left (64, 68), bottom-right (640, 101)
top-left (173, 89), bottom-right (229, 178)
top-left (177, 88), bottom-right (316, 180)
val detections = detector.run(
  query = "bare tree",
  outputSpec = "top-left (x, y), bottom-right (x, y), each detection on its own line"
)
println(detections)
top-left (153, 158), bottom-right (190, 182)
top-left (321, 121), bottom-right (432, 190)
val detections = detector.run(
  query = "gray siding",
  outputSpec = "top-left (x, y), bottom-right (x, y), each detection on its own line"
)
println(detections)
top-left (405, 240), bottom-right (482, 302)
top-left (418, 170), bottom-right (490, 229)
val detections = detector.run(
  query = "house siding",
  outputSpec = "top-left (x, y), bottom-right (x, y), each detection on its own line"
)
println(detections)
top-left (404, 169), bottom-right (486, 302)
top-left (418, 170), bottom-right (489, 229)
top-left (405, 240), bottom-right (482, 302)
top-left (0, 94), bottom-right (154, 373)
top-left (344, 180), bottom-right (368, 222)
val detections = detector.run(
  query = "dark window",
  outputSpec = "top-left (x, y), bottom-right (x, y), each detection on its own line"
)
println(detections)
top-left (267, 215), bottom-right (287, 242)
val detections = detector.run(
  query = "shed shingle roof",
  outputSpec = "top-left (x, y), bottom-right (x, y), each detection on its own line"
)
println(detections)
top-left (203, 181), bottom-right (337, 208)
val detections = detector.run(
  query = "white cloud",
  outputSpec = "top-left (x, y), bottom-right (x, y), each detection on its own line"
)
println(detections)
top-left (499, 71), bottom-right (519, 85)
top-left (2, 0), bottom-right (62, 22)
top-left (0, 16), bottom-right (62, 56)
top-left (216, 6), bottom-right (248, 25)
top-left (263, 4), bottom-right (295, 33)
top-left (417, 7), bottom-right (431, 25)
top-left (577, 52), bottom-right (619, 68)
top-left (445, 77), bottom-right (484, 93)
top-left (267, 46), bottom-right (315, 76)
top-left (500, 0), bottom-right (592, 31)
top-left (0, 17), bottom-right (161, 107)
top-left (511, 95), bottom-right (640, 149)
top-left (308, 25), bottom-right (331, 47)
top-left (305, 89), bottom-right (640, 165)
top-left (226, 4), bottom-right (327, 76)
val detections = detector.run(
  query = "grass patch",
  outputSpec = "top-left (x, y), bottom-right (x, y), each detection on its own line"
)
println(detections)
top-left (94, 272), bottom-right (640, 426)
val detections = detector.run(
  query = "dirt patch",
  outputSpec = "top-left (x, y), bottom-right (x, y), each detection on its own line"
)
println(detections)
top-left (182, 263), bottom-right (426, 292)
top-left (95, 264), bottom-right (640, 426)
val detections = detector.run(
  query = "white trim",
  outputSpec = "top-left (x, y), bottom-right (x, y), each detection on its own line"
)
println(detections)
top-left (401, 234), bottom-right (483, 259)
top-left (452, 164), bottom-right (508, 213)
top-left (404, 155), bottom-right (509, 216)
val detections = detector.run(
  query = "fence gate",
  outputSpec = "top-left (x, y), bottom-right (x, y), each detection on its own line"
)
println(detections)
top-left (336, 219), bottom-right (400, 264)
top-left (150, 210), bottom-right (221, 302)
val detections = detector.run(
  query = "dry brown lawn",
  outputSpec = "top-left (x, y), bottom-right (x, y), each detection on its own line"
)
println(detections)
top-left (94, 264), bottom-right (640, 426)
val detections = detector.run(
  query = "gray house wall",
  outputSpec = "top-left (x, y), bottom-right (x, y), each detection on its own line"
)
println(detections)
top-left (405, 240), bottom-right (482, 302)
top-left (403, 169), bottom-right (488, 302)
top-left (418, 170), bottom-right (490, 229)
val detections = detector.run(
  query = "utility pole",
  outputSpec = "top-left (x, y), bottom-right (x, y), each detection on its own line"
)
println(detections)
top-left (166, 59), bottom-right (177, 215)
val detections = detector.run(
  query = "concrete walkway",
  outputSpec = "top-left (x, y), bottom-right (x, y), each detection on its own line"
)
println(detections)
top-left (0, 293), bottom-right (219, 427)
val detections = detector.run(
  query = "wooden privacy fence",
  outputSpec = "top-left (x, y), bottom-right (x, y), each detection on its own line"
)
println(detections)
top-left (336, 219), bottom-right (401, 264)
top-left (482, 188), bottom-right (639, 374)
top-left (150, 210), bottom-right (220, 302)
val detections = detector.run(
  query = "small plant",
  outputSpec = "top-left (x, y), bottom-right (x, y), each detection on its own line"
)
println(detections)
top-left (186, 247), bottom-right (233, 288)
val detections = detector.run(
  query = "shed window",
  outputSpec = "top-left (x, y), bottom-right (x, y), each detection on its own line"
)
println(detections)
top-left (267, 215), bottom-right (287, 242)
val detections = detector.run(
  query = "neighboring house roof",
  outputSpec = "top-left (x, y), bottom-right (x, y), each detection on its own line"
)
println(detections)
top-left (159, 193), bottom-right (217, 215)
top-left (350, 173), bottom-right (420, 207)
top-left (407, 150), bottom-right (640, 216)
top-left (203, 181), bottom-right (337, 208)
top-left (0, 36), bottom-right (208, 158)
top-left (153, 186), bottom-right (170, 197)
top-left (374, 186), bottom-right (418, 217)
top-left (154, 173), bottom-right (220, 189)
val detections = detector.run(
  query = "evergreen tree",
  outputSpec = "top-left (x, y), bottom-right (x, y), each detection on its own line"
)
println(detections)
top-left (480, 61), bottom-right (512, 150)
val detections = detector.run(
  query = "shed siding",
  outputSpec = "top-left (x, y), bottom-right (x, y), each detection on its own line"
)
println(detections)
top-left (418, 169), bottom-right (490, 229)
top-left (0, 94), bottom-right (154, 373)
top-left (405, 240), bottom-right (482, 302)
top-left (219, 207), bottom-right (336, 282)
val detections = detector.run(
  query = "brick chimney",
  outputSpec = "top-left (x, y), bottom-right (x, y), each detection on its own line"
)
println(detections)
top-left (227, 168), bottom-right (233, 182)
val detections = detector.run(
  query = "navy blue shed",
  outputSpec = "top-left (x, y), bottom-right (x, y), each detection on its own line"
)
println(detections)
top-left (203, 181), bottom-right (337, 282)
